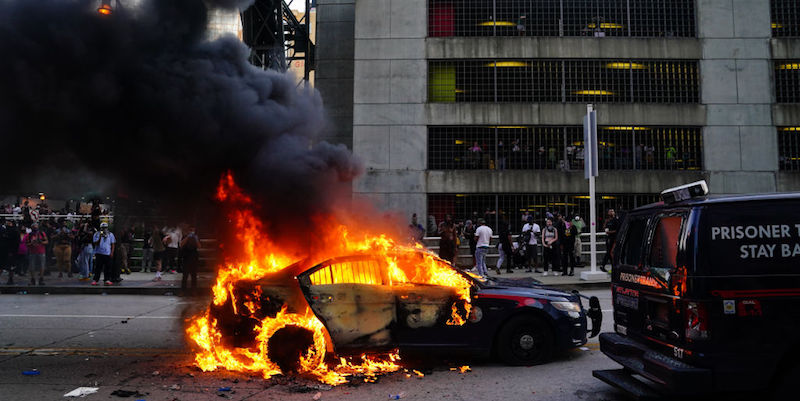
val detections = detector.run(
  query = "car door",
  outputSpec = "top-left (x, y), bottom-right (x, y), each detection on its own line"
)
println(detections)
top-left (392, 253), bottom-right (476, 347)
top-left (297, 256), bottom-right (397, 351)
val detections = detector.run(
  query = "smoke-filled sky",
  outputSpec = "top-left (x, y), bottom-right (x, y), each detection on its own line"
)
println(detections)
top-left (0, 0), bottom-right (362, 236)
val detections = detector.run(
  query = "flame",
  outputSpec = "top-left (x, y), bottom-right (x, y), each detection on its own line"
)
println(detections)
top-left (188, 173), bottom-right (471, 384)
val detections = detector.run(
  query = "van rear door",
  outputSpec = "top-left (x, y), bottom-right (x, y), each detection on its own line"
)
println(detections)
top-left (613, 210), bottom-right (692, 354)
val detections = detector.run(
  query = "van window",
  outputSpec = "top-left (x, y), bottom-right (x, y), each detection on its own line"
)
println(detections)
top-left (620, 218), bottom-right (648, 268)
top-left (648, 215), bottom-right (684, 281)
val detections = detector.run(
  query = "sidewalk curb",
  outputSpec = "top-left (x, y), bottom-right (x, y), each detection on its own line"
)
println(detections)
top-left (1, 280), bottom-right (609, 295)
top-left (0, 285), bottom-right (203, 296)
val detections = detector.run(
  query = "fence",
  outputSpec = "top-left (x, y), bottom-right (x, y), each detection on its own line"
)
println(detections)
top-left (0, 214), bottom-right (113, 224)
top-left (429, 0), bottom-right (696, 38)
top-left (422, 232), bottom-right (608, 267)
top-left (429, 59), bottom-right (700, 104)
top-left (428, 125), bottom-right (702, 171)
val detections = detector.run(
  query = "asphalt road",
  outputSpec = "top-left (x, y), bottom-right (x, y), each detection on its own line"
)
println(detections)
top-left (0, 290), bottom-right (628, 401)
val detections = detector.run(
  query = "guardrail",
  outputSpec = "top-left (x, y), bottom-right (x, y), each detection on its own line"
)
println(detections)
top-left (0, 213), bottom-right (114, 222)
top-left (422, 232), bottom-right (609, 261)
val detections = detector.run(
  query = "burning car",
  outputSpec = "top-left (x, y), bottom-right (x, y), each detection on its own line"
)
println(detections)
top-left (197, 249), bottom-right (602, 380)
top-left (188, 176), bottom-right (601, 384)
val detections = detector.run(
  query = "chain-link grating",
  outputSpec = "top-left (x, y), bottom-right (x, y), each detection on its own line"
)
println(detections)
top-left (429, 59), bottom-right (699, 104)
top-left (429, 0), bottom-right (695, 38)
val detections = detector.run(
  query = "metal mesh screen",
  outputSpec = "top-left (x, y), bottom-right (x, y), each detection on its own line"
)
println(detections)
top-left (772, 0), bottom-right (800, 37)
top-left (429, 59), bottom-right (699, 103)
top-left (776, 60), bottom-right (800, 103)
top-left (428, 0), bottom-right (696, 38)
top-left (428, 193), bottom-right (660, 233)
top-left (429, 126), bottom-right (703, 171)
top-left (779, 127), bottom-right (800, 171)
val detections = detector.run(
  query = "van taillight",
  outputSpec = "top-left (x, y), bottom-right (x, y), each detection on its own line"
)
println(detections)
top-left (685, 302), bottom-right (709, 340)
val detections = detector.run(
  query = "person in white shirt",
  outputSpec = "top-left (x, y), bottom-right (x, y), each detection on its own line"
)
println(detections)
top-left (521, 216), bottom-right (541, 273)
top-left (474, 219), bottom-right (493, 277)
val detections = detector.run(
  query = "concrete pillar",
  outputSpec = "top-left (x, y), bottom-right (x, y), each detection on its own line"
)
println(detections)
top-left (698, 0), bottom-right (778, 193)
top-left (352, 0), bottom-right (429, 222)
top-left (315, 0), bottom-right (356, 148)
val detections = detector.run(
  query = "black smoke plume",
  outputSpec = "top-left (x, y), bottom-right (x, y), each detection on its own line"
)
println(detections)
top-left (0, 0), bottom-right (362, 242)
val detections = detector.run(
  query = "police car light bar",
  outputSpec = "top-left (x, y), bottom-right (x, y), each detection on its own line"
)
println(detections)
top-left (661, 180), bottom-right (709, 204)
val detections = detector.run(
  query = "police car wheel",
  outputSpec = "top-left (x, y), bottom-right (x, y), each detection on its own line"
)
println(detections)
top-left (497, 315), bottom-right (553, 366)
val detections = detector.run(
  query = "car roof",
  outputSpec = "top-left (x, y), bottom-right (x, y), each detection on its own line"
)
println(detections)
top-left (631, 192), bottom-right (800, 213)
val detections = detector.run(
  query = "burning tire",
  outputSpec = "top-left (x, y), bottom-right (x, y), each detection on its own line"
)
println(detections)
top-left (496, 315), bottom-right (554, 366)
top-left (267, 325), bottom-right (316, 373)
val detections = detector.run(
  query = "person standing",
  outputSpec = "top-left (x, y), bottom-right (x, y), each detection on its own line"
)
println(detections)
top-left (180, 226), bottom-right (201, 294)
top-left (571, 216), bottom-right (585, 266)
top-left (118, 226), bottom-right (134, 275)
top-left (521, 216), bottom-right (541, 273)
top-left (496, 218), bottom-right (514, 274)
top-left (437, 215), bottom-right (457, 266)
top-left (463, 219), bottom-right (476, 269)
top-left (164, 227), bottom-right (181, 274)
top-left (474, 219), bottom-right (492, 277)
top-left (562, 219), bottom-right (578, 276)
top-left (91, 222), bottom-right (115, 286)
top-left (408, 213), bottom-right (425, 244)
top-left (24, 223), bottom-right (48, 285)
top-left (0, 218), bottom-right (14, 285)
top-left (151, 225), bottom-right (166, 281)
top-left (541, 218), bottom-right (560, 276)
top-left (600, 208), bottom-right (620, 272)
top-left (52, 222), bottom-right (73, 278)
top-left (76, 223), bottom-right (94, 281)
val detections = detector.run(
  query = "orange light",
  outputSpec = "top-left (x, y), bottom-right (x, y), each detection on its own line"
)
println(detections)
top-left (97, 0), bottom-right (112, 15)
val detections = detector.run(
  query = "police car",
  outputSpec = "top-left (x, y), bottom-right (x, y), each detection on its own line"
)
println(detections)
top-left (593, 181), bottom-right (800, 399)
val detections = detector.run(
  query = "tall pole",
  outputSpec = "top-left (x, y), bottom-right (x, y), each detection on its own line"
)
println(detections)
top-left (581, 104), bottom-right (605, 280)
top-left (588, 104), bottom-right (598, 274)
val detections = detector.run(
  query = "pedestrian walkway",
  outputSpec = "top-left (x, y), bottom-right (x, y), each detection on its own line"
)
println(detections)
top-left (483, 265), bottom-right (611, 291)
top-left (0, 265), bottom-right (609, 295)
top-left (0, 270), bottom-right (214, 295)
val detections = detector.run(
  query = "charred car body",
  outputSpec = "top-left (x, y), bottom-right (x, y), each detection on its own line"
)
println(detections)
top-left (594, 181), bottom-right (800, 399)
top-left (212, 251), bottom-right (601, 367)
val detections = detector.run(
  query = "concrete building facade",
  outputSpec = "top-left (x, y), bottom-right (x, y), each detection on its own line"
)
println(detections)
top-left (316, 0), bottom-right (800, 229)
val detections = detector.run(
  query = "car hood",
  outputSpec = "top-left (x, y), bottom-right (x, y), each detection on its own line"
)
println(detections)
top-left (478, 278), bottom-right (577, 302)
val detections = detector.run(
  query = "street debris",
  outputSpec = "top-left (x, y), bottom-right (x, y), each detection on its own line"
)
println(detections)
top-left (63, 387), bottom-right (99, 397)
top-left (388, 392), bottom-right (405, 399)
top-left (110, 389), bottom-right (145, 397)
top-left (217, 387), bottom-right (231, 392)
top-left (151, 371), bottom-right (160, 376)
top-left (22, 369), bottom-right (40, 375)
top-left (312, 391), bottom-right (322, 400)
top-left (169, 384), bottom-right (181, 391)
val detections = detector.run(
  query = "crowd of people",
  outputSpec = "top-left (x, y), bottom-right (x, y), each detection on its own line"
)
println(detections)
top-left (0, 200), bottom-right (202, 292)
top-left (424, 208), bottom-right (621, 278)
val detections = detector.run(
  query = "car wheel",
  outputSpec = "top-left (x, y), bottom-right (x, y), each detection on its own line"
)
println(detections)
top-left (496, 315), bottom-right (554, 366)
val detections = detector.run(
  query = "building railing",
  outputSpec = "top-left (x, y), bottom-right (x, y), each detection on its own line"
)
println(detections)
top-left (428, 125), bottom-right (703, 171)
top-left (0, 214), bottom-right (113, 223)
top-left (429, 59), bottom-right (700, 104)
top-left (422, 232), bottom-right (609, 264)
top-left (429, 0), bottom-right (696, 38)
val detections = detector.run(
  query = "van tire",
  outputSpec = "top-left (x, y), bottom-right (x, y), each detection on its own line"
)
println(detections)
top-left (771, 362), bottom-right (800, 400)
top-left (496, 315), bottom-right (554, 366)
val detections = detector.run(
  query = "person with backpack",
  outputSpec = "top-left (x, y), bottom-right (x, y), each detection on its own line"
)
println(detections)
top-left (521, 215), bottom-right (541, 273)
top-left (541, 217), bottom-right (560, 276)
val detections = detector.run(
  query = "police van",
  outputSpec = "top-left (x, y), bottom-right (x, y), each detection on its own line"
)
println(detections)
top-left (594, 181), bottom-right (800, 399)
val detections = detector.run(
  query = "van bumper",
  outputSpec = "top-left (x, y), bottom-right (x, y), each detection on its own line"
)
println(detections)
top-left (595, 333), bottom-right (712, 396)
